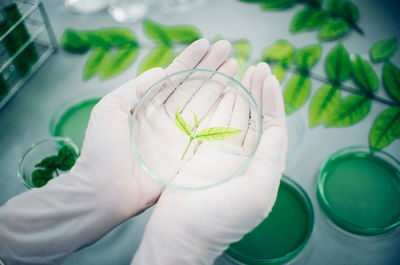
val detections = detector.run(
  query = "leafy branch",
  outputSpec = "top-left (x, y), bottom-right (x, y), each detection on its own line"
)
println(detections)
top-left (61, 28), bottom-right (139, 80)
top-left (239, 0), bottom-right (364, 41)
top-left (32, 145), bottom-right (78, 187)
top-left (261, 38), bottom-right (400, 151)
top-left (175, 106), bottom-right (241, 159)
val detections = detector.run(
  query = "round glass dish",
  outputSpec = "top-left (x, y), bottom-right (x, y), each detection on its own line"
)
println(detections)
top-left (17, 137), bottom-right (79, 189)
top-left (225, 176), bottom-right (314, 265)
top-left (317, 146), bottom-right (400, 236)
top-left (50, 97), bottom-right (101, 149)
top-left (130, 69), bottom-right (262, 190)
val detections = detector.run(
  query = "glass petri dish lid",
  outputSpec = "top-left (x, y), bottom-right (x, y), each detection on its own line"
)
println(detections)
top-left (317, 146), bottom-right (400, 235)
top-left (225, 176), bottom-right (314, 265)
top-left (130, 69), bottom-right (262, 190)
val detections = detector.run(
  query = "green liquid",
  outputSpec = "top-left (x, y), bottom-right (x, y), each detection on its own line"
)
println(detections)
top-left (319, 152), bottom-right (400, 234)
top-left (53, 99), bottom-right (100, 149)
top-left (226, 178), bottom-right (313, 265)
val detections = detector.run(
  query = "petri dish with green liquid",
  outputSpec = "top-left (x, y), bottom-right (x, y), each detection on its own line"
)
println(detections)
top-left (50, 97), bottom-right (101, 149)
top-left (225, 176), bottom-right (314, 265)
top-left (317, 146), bottom-right (400, 236)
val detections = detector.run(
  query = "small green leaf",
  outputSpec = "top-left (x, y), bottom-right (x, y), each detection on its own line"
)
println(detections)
top-left (83, 47), bottom-right (109, 80)
top-left (139, 45), bottom-right (173, 74)
top-left (283, 74), bottom-right (311, 115)
top-left (164, 26), bottom-right (201, 44)
top-left (143, 19), bottom-right (170, 45)
top-left (175, 106), bottom-right (192, 136)
top-left (290, 8), bottom-right (329, 33)
top-left (55, 145), bottom-right (77, 171)
top-left (233, 40), bottom-right (251, 79)
top-left (325, 43), bottom-right (351, 82)
top-left (102, 45), bottom-right (139, 79)
top-left (262, 39), bottom-right (294, 65)
top-left (326, 94), bottom-right (371, 127)
top-left (35, 156), bottom-right (58, 170)
top-left (352, 54), bottom-right (379, 92)
top-left (294, 44), bottom-right (322, 71)
top-left (195, 127), bottom-right (241, 141)
top-left (309, 84), bottom-right (340, 128)
top-left (370, 38), bottom-right (398, 63)
top-left (261, 0), bottom-right (297, 10)
top-left (272, 63), bottom-right (286, 82)
top-left (327, 0), bottom-right (342, 16)
top-left (32, 169), bottom-right (53, 188)
top-left (193, 112), bottom-right (199, 127)
top-left (339, 1), bottom-right (359, 24)
top-left (318, 18), bottom-right (350, 41)
top-left (60, 29), bottom-right (89, 53)
top-left (303, 0), bottom-right (322, 8)
top-left (382, 61), bottom-right (400, 103)
top-left (86, 28), bottom-right (137, 47)
top-left (369, 106), bottom-right (400, 150)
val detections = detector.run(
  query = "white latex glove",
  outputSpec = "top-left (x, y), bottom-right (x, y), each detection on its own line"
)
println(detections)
top-left (0, 38), bottom-right (232, 265)
top-left (131, 62), bottom-right (287, 265)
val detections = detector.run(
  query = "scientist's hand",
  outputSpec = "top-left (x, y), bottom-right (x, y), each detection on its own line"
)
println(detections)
top-left (132, 62), bottom-right (287, 265)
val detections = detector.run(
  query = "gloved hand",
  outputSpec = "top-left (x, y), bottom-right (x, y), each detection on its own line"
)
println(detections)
top-left (0, 38), bottom-right (233, 265)
top-left (131, 62), bottom-right (287, 265)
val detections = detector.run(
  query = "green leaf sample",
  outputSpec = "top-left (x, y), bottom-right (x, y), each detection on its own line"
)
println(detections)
top-left (35, 156), bottom-right (58, 170)
top-left (261, 0), bottom-right (297, 10)
top-left (32, 169), bottom-right (54, 188)
top-left (325, 43), bottom-right (351, 83)
top-left (272, 63), bottom-right (287, 82)
top-left (165, 26), bottom-right (201, 44)
top-left (326, 94), bottom-right (371, 127)
top-left (294, 44), bottom-right (322, 71)
top-left (139, 45), bottom-right (173, 74)
top-left (262, 39), bottom-right (294, 66)
top-left (233, 40), bottom-right (251, 80)
top-left (55, 146), bottom-right (77, 171)
top-left (143, 19), bottom-right (171, 45)
top-left (290, 7), bottom-right (328, 33)
top-left (339, 1), bottom-right (359, 24)
top-left (175, 106), bottom-right (241, 159)
top-left (369, 38), bottom-right (397, 63)
top-left (369, 106), bottom-right (400, 150)
top-left (352, 55), bottom-right (379, 92)
top-left (382, 61), bottom-right (400, 103)
top-left (309, 84), bottom-right (341, 128)
top-left (318, 18), bottom-right (350, 41)
top-left (61, 28), bottom-right (139, 80)
top-left (283, 73), bottom-right (311, 114)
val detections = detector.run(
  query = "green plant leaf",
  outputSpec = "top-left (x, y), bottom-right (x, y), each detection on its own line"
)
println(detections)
top-left (195, 127), bottom-right (241, 141)
top-left (164, 26), bottom-right (201, 44)
top-left (175, 106), bottom-right (192, 136)
top-left (318, 18), bottom-right (350, 41)
top-left (326, 94), bottom-right (371, 127)
top-left (339, 1), bottom-right (359, 24)
top-left (86, 28), bottom-right (137, 47)
top-left (290, 7), bottom-right (329, 33)
top-left (283, 73), bottom-right (311, 115)
top-left (309, 84), bottom-right (340, 128)
top-left (352, 54), bottom-right (378, 92)
top-left (327, 0), bottom-right (342, 16)
top-left (55, 145), bottom-right (77, 171)
top-left (233, 40), bottom-right (251, 79)
top-left (369, 38), bottom-right (398, 63)
top-left (139, 45), bottom-right (173, 74)
top-left (101, 45), bottom-right (139, 79)
top-left (325, 43), bottom-right (351, 82)
top-left (272, 63), bottom-right (287, 82)
top-left (193, 112), bottom-right (199, 127)
top-left (303, 0), bottom-right (322, 8)
top-left (143, 19), bottom-right (170, 45)
top-left (35, 156), bottom-right (58, 170)
top-left (83, 47), bottom-right (109, 80)
top-left (294, 44), bottom-right (322, 71)
top-left (60, 29), bottom-right (90, 53)
top-left (32, 169), bottom-right (53, 188)
top-left (261, 0), bottom-right (297, 10)
top-left (382, 61), bottom-right (400, 103)
top-left (369, 106), bottom-right (400, 150)
top-left (262, 39), bottom-right (294, 66)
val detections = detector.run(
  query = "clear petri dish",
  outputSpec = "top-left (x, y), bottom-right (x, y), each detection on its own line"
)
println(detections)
top-left (17, 137), bottom-right (79, 189)
top-left (50, 97), bottom-right (101, 150)
top-left (286, 112), bottom-right (305, 163)
top-left (225, 176), bottom-right (314, 265)
top-left (130, 69), bottom-right (262, 190)
top-left (317, 146), bottom-right (400, 235)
